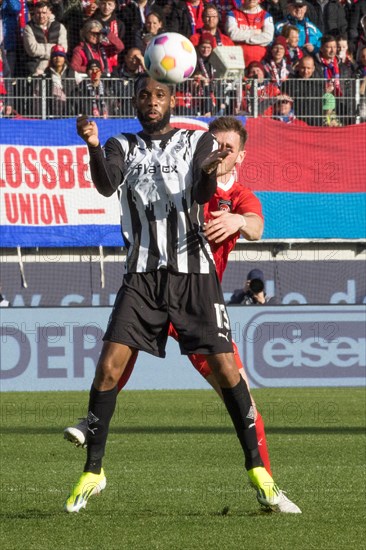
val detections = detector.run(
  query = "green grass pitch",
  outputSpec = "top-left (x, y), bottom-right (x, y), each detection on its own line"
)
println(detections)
top-left (1, 388), bottom-right (365, 550)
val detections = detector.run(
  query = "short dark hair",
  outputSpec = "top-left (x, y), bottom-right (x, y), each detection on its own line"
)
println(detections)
top-left (208, 116), bottom-right (248, 150)
top-left (321, 34), bottom-right (337, 47)
top-left (133, 73), bottom-right (175, 96)
top-left (281, 24), bottom-right (299, 39)
top-left (146, 8), bottom-right (166, 27)
top-left (203, 4), bottom-right (220, 17)
top-left (34, 1), bottom-right (49, 9)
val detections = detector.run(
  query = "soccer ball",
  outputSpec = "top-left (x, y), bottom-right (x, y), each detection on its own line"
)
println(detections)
top-left (144, 32), bottom-right (197, 84)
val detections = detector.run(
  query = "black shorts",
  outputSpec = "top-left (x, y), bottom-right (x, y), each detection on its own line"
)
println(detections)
top-left (103, 270), bottom-right (233, 357)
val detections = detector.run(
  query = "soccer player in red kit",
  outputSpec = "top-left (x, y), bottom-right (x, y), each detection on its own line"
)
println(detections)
top-left (65, 116), bottom-right (301, 514)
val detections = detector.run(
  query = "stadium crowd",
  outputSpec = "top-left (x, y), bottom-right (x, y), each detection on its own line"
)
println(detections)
top-left (1, 0), bottom-right (366, 124)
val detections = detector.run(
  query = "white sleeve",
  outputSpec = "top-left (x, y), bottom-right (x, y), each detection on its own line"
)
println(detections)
top-left (226, 12), bottom-right (274, 46)
top-left (225, 14), bottom-right (253, 42)
top-left (247, 14), bottom-right (274, 46)
top-left (57, 23), bottom-right (68, 52)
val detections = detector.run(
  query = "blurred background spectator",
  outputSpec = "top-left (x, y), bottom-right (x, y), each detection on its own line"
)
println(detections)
top-left (280, 24), bottom-right (304, 66)
top-left (271, 92), bottom-right (307, 125)
top-left (306, 0), bottom-right (347, 38)
top-left (92, 0), bottom-right (125, 72)
top-left (192, 31), bottom-right (216, 115)
top-left (322, 88), bottom-right (341, 126)
top-left (282, 55), bottom-right (324, 125)
top-left (73, 57), bottom-right (120, 116)
top-left (355, 44), bottom-right (366, 121)
top-left (1, 0), bottom-right (21, 77)
top-left (23, 0), bottom-right (67, 76)
top-left (183, 0), bottom-right (205, 36)
top-left (314, 33), bottom-right (355, 124)
top-left (261, 0), bottom-right (287, 24)
top-left (62, 0), bottom-right (97, 56)
top-left (111, 45), bottom-right (145, 116)
top-left (275, 0), bottom-right (322, 55)
top-left (227, 268), bottom-right (278, 305)
top-left (337, 33), bottom-right (356, 70)
top-left (43, 44), bottom-right (76, 116)
top-left (134, 8), bottom-right (165, 53)
top-left (225, 0), bottom-right (274, 66)
top-left (154, 0), bottom-right (192, 36)
top-left (120, 0), bottom-right (160, 51)
top-left (112, 45), bottom-right (145, 78)
top-left (70, 17), bottom-right (123, 75)
top-left (190, 3), bottom-right (234, 47)
top-left (240, 60), bottom-right (280, 115)
top-left (348, 0), bottom-right (366, 56)
top-left (263, 35), bottom-right (294, 90)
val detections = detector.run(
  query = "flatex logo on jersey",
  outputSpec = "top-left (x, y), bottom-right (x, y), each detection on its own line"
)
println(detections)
top-left (243, 308), bottom-right (366, 387)
top-left (132, 164), bottom-right (179, 175)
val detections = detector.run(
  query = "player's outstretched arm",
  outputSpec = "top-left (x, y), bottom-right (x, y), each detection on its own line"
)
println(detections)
top-left (193, 150), bottom-right (230, 205)
top-left (204, 211), bottom-right (263, 243)
top-left (76, 116), bottom-right (121, 197)
top-left (201, 149), bottom-right (229, 175)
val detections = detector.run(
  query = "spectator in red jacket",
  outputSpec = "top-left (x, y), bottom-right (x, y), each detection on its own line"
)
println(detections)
top-left (240, 59), bottom-right (280, 115)
top-left (190, 4), bottom-right (234, 48)
top-left (184, 0), bottom-right (206, 36)
top-left (91, 0), bottom-right (125, 73)
top-left (225, 0), bottom-right (274, 66)
top-left (70, 18), bottom-right (123, 76)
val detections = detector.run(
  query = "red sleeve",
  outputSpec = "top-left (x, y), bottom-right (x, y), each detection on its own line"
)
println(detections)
top-left (105, 30), bottom-right (125, 53)
top-left (221, 34), bottom-right (235, 46)
top-left (70, 45), bottom-right (87, 73)
top-left (190, 33), bottom-right (200, 46)
top-left (235, 187), bottom-right (264, 219)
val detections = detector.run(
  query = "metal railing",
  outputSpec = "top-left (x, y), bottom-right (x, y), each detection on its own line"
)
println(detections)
top-left (0, 76), bottom-right (364, 125)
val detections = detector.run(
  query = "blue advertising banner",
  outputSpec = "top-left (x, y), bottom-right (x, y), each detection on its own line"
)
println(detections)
top-left (1, 306), bottom-right (365, 391)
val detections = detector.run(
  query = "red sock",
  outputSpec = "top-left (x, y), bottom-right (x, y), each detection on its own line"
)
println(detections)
top-left (255, 411), bottom-right (272, 477)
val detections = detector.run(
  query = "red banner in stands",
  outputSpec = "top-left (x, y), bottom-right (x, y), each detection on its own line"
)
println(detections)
top-left (241, 119), bottom-right (366, 193)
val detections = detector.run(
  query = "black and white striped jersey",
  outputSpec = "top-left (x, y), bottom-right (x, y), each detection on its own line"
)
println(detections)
top-left (94, 128), bottom-right (218, 274)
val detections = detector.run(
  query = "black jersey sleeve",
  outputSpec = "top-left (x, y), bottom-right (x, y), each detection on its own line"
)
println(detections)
top-left (192, 131), bottom-right (218, 205)
top-left (88, 137), bottom-right (125, 197)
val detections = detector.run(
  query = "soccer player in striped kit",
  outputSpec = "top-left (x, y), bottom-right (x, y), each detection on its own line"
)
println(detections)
top-left (65, 76), bottom-right (289, 513)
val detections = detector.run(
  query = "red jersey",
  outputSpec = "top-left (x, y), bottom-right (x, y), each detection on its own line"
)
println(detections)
top-left (226, 7), bottom-right (273, 65)
top-left (190, 29), bottom-right (234, 48)
top-left (204, 175), bottom-right (263, 281)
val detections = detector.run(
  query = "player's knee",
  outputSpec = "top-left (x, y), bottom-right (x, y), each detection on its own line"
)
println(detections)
top-left (95, 361), bottom-right (122, 389)
top-left (207, 353), bottom-right (240, 387)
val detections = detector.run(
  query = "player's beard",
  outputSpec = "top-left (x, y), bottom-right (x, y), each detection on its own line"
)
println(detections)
top-left (137, 107), bottom-right (171, 133)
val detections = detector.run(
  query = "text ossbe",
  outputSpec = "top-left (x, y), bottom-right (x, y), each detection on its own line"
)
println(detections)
top-left (0, 144), bottom-right (98, 227)
top-left (0, 146), bottom-right (91, 190)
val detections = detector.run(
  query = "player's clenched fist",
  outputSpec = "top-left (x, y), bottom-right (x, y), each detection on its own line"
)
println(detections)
top-left (201, 149), bottom-right (229, 174)
top-left (76, 115), bottom-right (100, 148)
